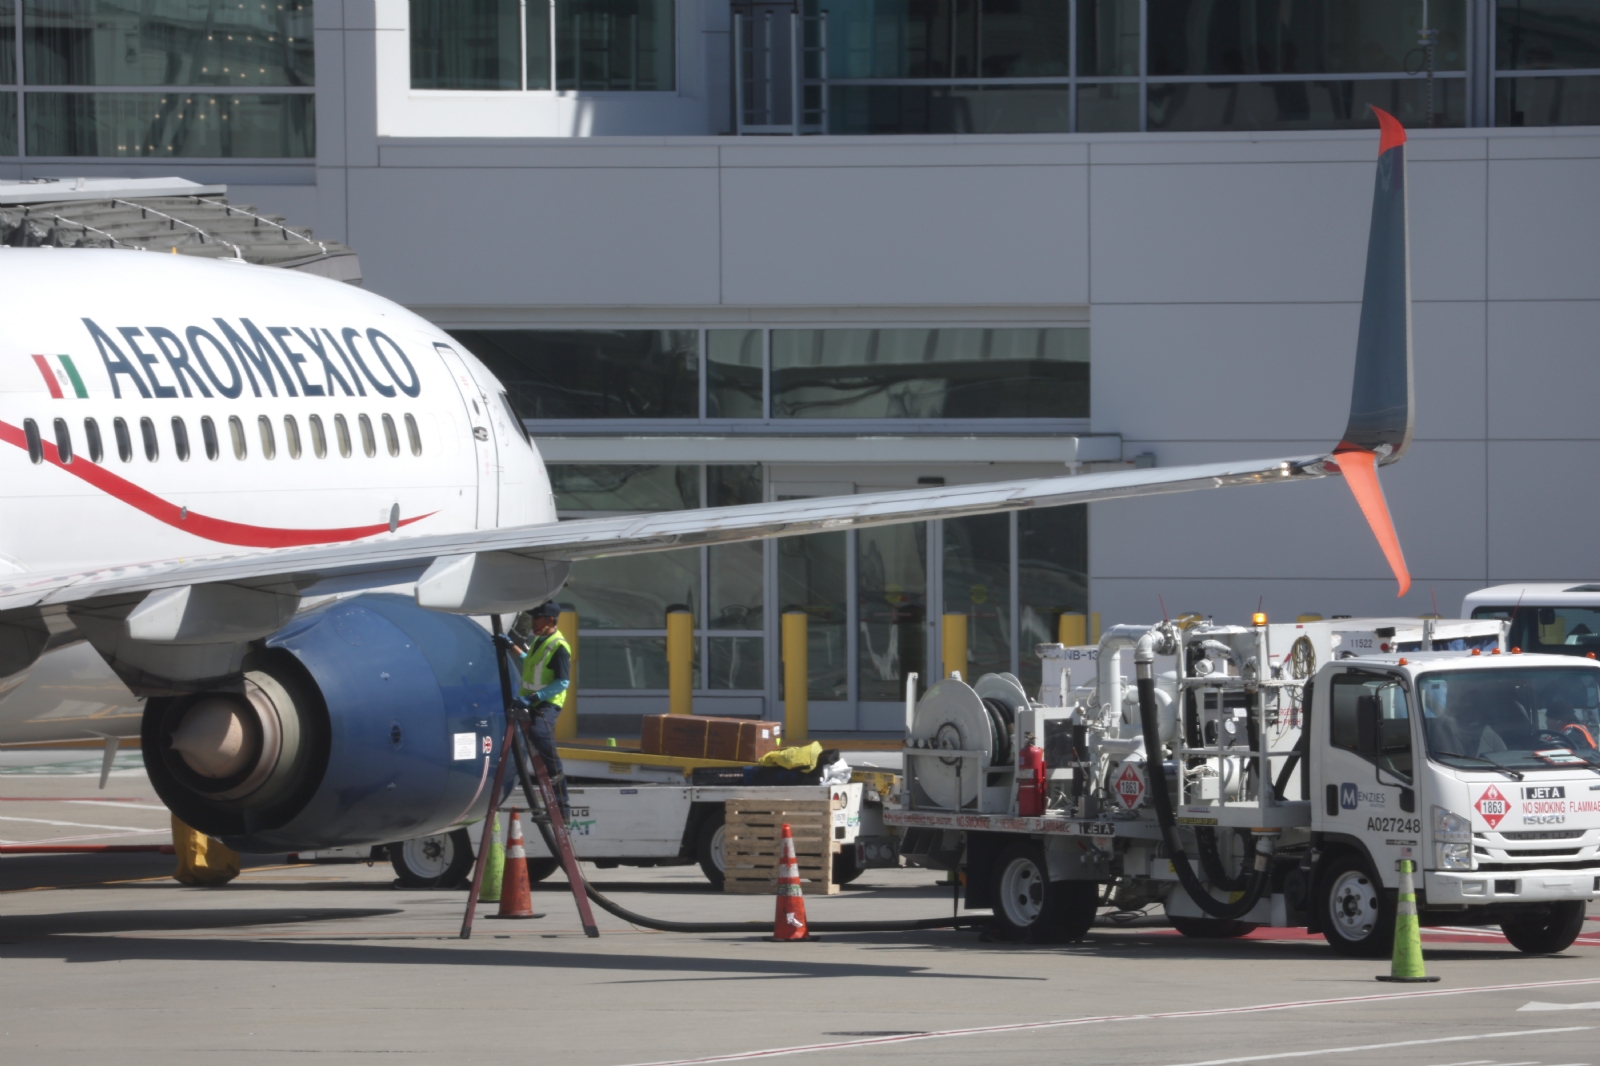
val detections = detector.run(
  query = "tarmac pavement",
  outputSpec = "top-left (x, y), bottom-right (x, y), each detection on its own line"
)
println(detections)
top-left (2, 760), bottom-right (1598, 1066)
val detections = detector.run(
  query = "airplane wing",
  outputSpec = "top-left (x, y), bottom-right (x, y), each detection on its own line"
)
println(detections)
top-left (0, 110), bottom-right (1414, 633)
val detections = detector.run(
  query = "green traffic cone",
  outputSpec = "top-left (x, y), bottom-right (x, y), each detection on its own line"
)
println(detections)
top-left (480, 816), bottom-right (505, 903)
top-left (1377, 859), bottom-right (1439, 982)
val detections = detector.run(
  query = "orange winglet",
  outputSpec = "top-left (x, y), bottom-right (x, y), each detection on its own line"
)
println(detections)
top-left (1331, 446), bottom-right (1411, 597)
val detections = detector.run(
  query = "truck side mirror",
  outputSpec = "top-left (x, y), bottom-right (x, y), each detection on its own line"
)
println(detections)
top-left (1355, 695), bottom-right (1381, 758)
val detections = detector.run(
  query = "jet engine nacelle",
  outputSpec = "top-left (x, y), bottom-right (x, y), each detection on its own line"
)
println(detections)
top-left (142, 594), bottom-right (506, 853)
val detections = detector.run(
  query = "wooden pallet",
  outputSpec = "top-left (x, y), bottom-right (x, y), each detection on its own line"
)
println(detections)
top-left (723, 798), bottom-right (839, 895)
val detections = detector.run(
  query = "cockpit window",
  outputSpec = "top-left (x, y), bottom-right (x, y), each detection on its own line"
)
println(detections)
top-left (501, 392), bottom-right (532, 446)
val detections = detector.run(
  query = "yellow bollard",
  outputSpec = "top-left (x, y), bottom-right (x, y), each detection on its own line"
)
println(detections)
top-left (942, 613), bottom-right (968, 681)
top-left (555, 609), bottom-right (579, 739)
top-left (171, 815), bottom-right (240, 886)
top-left (667, 607), bottom-right (694, 716)
top-left (1058, 612), bottom-right (1087, 647)
top-left (1090, 612), bottom-right (1101, 643)
top-left (782, 609), bottom-right (809, 744)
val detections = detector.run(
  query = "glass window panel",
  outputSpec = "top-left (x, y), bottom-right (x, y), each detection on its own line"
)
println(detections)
top-left (409, 0), bottom-right (521, 90)
top-left (1498, 1), bottom-right (1600, 70)
top-left (708, 636), bottom-right (763, 690)
top-left (1077, 81), bottom-right (1140, 131)
top-left (527, 0), bottom-right (553, 89)
top-left (550, 464), bottom-right (699, 511)
top-left (170, 415), bottom-right (188, 461)
top-left (0, 94), bottom-right (14, 155)
top-left (772, 327), bottom-right (1088, 419)
top-left (1, 4), bottom-right (14, 83)
top-left (113, 416), bottom-right (132, 461)
top-left (53, 417), bottom-right (72, 463)
top-left (943, 513), bottom-right (1011, 683)
top-left (1016, 505), bottom-right (1087, 694)
top-left (140, 415), bottom-right (158, 460)
top-left (358, 413), bottom-right (375, 457)
top-left (25, 92), bottom-right (314, 157)
top-left (707, 464), bottom-right (762, 508)
top-left (707, 328), bottom-right (762, 419)
top-left (811, 0), bottom-right (1067, 79)
top-left (1497, 74), bottom-right (1600, 125)
top-left (451, 329), bottom-right (698, 420)
top-left (710, 541), bottom-right (763, 630)
top-left (564, 548), bottom-right (699, 629)
top-left (308, 414), bottom-right (326, 458)
top-left (258, 414), bottom-right (275, 459)
top-left (858, 522), bottom-right (926, 702)
top-left (1148, 0), bottom-right (1465, 77)
top-left (200, 415), bottom-right (218, 460)
top-left (24, 0), bottom-right (313, 86)
top-left (1148, 77), bottom-right (1465, 132)
top-left (778, 530), bottom-right (848, 702)
top-left (333, 413), bottom-right (351, 457)
top-left (1079, 0), bottom-right (1141, 77)
top-left (228, 414), bottom-right (245, 459)
top-left (84, 416), bottom-right (102, 462)
top-left (828, 85), bottom-right (1072, 134)
top-left (555, 0), bottom-right (675, 91)
top-left (283, 414), bottom-right (300, 459)
top-left (578, 635), bottom-right (696, 689)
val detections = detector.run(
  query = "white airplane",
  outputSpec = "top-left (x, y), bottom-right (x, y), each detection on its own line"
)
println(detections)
top-left (0, 112), bottom-right (1417, 854)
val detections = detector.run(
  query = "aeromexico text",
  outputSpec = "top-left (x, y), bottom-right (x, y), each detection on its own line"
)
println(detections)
top-left (81, 317), bottom-right (422, 401)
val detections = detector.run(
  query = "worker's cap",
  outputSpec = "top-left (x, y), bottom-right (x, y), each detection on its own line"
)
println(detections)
top-left (529, 601), bottom-right (563, 620)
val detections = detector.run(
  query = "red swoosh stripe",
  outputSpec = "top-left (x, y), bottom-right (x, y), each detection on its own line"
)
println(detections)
top-left (32, 356), bottom-right (63, 400)
top-left (1, 419), bottom-right (434, 549)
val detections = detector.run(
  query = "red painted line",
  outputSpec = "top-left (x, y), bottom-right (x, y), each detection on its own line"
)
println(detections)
top-left (0, 844), bottom-right (174, 854)
top-left (0, 418), bottom-right (434, 548)
top-left (615, 977), bottom-right (1600, 1066)
top-left (31, 355), bottom-right (63, 399)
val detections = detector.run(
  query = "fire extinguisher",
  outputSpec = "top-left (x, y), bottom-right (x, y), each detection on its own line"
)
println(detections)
top-left (1017, 734), bottom-right (1046, 816)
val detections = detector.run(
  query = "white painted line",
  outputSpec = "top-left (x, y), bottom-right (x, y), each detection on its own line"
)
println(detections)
top-left (0, 814), bottom-right (154, 831)
top-left (616, 979), bottom-right (1600, 1066)
top-left (1421, 1059), bottom-right (1496, 1066)
top-left (1166, 1029), bottom-right (1591, 1066)
top-left (65, 801), bottom-right (167, 812)
top-left (0, 828), bottom-right (169, 846)
top-left (1522, 1003), bottom-right (1600, 1012)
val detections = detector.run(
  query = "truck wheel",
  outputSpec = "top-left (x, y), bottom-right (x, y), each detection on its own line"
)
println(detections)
top-left (526, 857), bottom-right (560, 883)
top-left (1501, 901), bottom-right (1587, 955)
top-left (390, 828), bottom-right (475, 889)
top-left (1169, 916), bottom-right (1256, 939)
top-left (832, 846), bottom-right (863, 886)
top-left (696, 809), bottom-right (727, 887)
top-left (990, 841), bottom-right (1099, 943)
top-left (1318, 853), bottom-right (1394, 958)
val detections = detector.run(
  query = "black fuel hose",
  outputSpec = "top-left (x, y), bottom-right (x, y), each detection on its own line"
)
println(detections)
top-left (1137, 662), bottom-right (1271, 921)
top-left (1193, 827), bottom-right (1254, 893)
top-left (526, 815), bottom-right (988, 935)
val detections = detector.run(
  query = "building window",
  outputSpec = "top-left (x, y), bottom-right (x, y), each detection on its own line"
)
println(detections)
top-left (1496, 0), bottom-right (1600, 126)
top-left (452, 326), bottom-right (1089, 427)
top-left (455, 330), bottom-right (699, 420)
top-left (770, 328), bottom-right (1089, 420)
top-left (14, 1), bottom-right (314, 158)
top-left (409, 0), bottom-right (675, 92)
top-left (759, 0), bottom-right (1481, 134)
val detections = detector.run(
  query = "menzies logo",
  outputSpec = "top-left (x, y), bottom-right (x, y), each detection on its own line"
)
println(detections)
top-left (73, 318), bottom-right (422, 402)
top-left (1340, 782), bottom-right (1358, 810)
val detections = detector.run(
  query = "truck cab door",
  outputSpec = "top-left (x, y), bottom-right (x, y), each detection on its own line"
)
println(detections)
top-left (1311, 670), bottom-right (1418, 882)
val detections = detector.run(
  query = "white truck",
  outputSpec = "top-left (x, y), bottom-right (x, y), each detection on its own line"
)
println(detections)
top-left (885, 617), bottom-right (1600, 955)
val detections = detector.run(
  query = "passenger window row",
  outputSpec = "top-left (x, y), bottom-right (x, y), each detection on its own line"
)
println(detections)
top-left (21, 413), bottom-right (423, 465)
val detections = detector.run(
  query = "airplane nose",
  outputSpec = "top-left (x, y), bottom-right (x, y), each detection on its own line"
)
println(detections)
top-left (169, 697), bottom-right (254, 779)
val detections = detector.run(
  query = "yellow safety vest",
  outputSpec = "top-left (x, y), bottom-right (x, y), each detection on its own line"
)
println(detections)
top-left (519, 631), bottom-right (571, 708)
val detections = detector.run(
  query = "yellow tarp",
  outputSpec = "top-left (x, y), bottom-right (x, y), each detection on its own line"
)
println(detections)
top-left (171, 815), bottom-right (240, 886)
top-left (758, 741), bottom-right (823, 771)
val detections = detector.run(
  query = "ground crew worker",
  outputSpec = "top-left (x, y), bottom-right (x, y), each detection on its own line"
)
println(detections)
top-left (497, 601), bottom-right (571, 819)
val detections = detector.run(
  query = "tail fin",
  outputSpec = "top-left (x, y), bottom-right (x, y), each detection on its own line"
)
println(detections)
top-left (1336, 107), bottom-right (1414, 596)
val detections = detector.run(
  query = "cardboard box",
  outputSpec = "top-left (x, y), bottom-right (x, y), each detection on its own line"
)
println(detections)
top-left (640, 715), bottom-right (783, 763)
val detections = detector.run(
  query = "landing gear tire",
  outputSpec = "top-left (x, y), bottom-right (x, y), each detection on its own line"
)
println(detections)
top-left (989, 841), bottom-right (1099, 943)
top-left (1169, 916), bottom-right (1256, 939)
top-left (390, 828), bottom-right (475, 889)
top-left (696, 809), bottom-right (727, 888)
top-left (526, 857), bottom-right (560, 883)
top-left (1318, 853), bottom-right (1394, 958)
top-left (832, 846), bottom-right (863, 886)
top-left (1501, 901), bottom-right (1587, 955)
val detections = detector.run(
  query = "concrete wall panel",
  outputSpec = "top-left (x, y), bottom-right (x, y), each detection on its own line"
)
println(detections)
top-left (1488, 300), bottom-right (1600, 440)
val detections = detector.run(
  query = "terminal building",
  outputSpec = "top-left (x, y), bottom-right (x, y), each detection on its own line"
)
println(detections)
top-left (3, 1), bottom-right (1598, 734)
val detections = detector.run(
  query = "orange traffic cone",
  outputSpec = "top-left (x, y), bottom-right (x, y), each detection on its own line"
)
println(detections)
top-left (488, 809), bottom-right (543, 920)
top-left (772, 822), bottom-right (812, 941)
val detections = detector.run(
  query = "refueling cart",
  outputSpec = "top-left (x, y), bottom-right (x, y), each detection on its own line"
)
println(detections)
top-left (885, 616), bottom-right (1600, 955)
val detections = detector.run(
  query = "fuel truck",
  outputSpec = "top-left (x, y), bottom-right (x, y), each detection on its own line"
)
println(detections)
top-left (884, 617), bottom-right (1599, 955)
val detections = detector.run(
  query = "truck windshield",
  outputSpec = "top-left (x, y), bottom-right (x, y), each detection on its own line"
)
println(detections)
top-left (1471, 605), bottom-right (1600, 657)
top-left (1417, 667), bottom-right (1600, 772)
